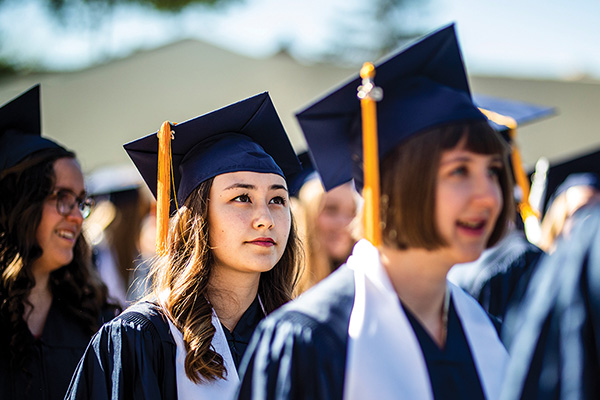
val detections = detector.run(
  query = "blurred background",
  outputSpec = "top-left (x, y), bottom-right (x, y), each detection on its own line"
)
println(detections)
top-left (1, 0), bottom-right (599, 175)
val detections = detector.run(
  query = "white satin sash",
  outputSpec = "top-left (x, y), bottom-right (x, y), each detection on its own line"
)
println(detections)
top-left (343, 240), bottom-right (508, 400)
top-left (166, 310), bottom-right (239, 399)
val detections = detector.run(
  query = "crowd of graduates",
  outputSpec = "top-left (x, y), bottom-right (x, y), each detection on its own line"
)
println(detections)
top-left (1, 23), bottom-right (599, 400)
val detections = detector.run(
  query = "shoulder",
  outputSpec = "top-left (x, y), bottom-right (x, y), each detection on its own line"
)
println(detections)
top-left (65, 303), bottom-right (178, 399)
top-left (484, 231), bottom-right (543, 276)
top-left (97, 301), bottom-right (174, 346)
top-left (250, 266), bottom-right (355, 360)
top-left (272, 266), bottom-right (354, 333)
top-left (237, 268), bottom-right (355, 399)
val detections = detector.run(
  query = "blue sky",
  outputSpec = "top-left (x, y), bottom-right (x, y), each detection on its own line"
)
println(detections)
top-left (2, 0), bottom-right (599, 80)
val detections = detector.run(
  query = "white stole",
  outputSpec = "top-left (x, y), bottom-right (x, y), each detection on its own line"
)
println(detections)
top-left (166, 310), bottom-right (239, 400)
top-left (343, 240), bottom-right (508, 400)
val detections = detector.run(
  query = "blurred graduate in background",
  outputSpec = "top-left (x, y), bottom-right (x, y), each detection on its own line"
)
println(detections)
top-left (289, 151), bottom-right (361, 294)
top-left (66, 92), bottom-right (302, 399)
top-left (84, 164), bottom-right (154, 306)
top-left (0, 85), bottom-right (119, 400)
top-left (499, 149), bottom-right (600, 399)
top-left (537, 152), bottom-right (600, 252)
top-left (500, 200), bottom-right (600, 399)
top-left (237, 24), bottom-right (513, 400)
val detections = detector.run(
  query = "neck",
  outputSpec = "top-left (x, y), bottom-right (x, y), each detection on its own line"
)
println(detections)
top-left (379, 244), bottom-right (450, 347)
top-left (24, 268), bottom-right (53, 337)
top-left (28, 268), bottom-right (52, 304)
top-left (208, 269), bottom-right (261, 332)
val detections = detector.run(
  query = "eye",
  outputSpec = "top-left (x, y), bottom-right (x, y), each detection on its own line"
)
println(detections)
top-left (450, 165), bottom-right (468, 177)
top-left (269, 196), bottom-right (287, 206)
top-left (488, 165), bottom-right (502, 178)
top-left (233, 193), bottom-right (251, 203)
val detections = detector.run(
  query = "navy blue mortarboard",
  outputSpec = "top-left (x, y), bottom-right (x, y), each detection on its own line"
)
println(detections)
top-left (295, 23), bottom-right (486, 191)
top-left (0, 84), bottom-right (63, 172)
top-left (540, 148), bottom-right (600, 213)
top-left (473, 94), bottom-right (555, 142)
top-left (124, 92), bottom-right (301, 207)
top-left (287, 150), bottom-right (319, 197)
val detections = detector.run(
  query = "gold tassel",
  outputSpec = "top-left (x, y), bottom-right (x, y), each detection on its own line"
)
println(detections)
top-left (156, 121), bottom-right (173, 256)
top-left (358, 62), bottom-right (382, 246)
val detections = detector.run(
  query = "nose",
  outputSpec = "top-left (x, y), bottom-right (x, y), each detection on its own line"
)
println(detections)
top-left (473, 173), bottom-right (502, 210)
top-left (253, 203), bottom-right (274, 230)
top-left (66, 205), bottom-right (84, 225)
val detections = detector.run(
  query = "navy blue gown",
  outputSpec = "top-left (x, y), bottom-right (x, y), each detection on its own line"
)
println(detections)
top-left (404, 302), bottom-right (486, 400)
top-left (449, 230), bottom-right (544, 327)
top-left (236, 267), bottom-right (490, 400)
top-left (65, 298), bottom-right (263, 399)
top-left (501, 203), bottom-right (600, 399)
top-left (0, 302), bottom-right (115, 400)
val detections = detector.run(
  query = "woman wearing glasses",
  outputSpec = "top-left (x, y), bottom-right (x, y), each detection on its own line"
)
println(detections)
top-left (0, 86), bottom-right (118, 400)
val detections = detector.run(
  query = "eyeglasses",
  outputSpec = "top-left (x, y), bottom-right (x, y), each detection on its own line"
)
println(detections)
top-left (48, 189), bottom-right (95, 219)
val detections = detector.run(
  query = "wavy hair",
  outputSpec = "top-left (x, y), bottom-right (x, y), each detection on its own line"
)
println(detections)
top-left (0, 148), bottom-right (118, 371)
top-left (151, 177), bottom-right (301, 383)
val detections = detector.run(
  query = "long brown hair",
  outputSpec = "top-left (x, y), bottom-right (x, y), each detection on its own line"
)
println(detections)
top-left (0, 148), bottom-right (118, 371)
top-left (150, 177), bottom-right (301, 383)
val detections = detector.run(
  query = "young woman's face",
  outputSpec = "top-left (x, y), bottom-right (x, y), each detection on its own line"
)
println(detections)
top-left (33, 157), bottom-right (86, 275)
top-left (435, 145), bottom-right (503, 265)
top-left (208, 171), bottom-right (291, 277)
top-left (316, 183), bottom-right (357, 263)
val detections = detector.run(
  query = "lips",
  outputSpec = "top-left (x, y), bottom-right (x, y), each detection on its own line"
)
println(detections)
top-left (456, 218), bottom-right (487, 236)
top-left (457, 220), bottom-right (485, 229)
top-left (247, 237), bottom-right (275, 247)
top-left (56, 228), bottom-right (78, 242)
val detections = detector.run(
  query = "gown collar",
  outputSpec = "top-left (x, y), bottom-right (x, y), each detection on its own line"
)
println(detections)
top-left (343, 240), bottom-right (508, 400)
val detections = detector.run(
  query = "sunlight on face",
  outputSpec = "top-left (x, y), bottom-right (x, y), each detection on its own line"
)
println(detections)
top-left (208, 171), bottom-right (291, 278)
top-left (435, 145), bottom-right (503, 265)
top-left (33, 157), bottom-right (85, 275)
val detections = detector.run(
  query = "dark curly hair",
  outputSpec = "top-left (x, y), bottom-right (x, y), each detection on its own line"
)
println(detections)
top-left (0, 147), bottom-right (118, 373)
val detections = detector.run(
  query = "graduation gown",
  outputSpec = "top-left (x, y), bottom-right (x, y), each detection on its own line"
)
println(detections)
top-left (237, 240), bottom-right (508, 400)
top-left (448, 230), bottom-right (544, 325)
top-left (66, 299), bottom-right (263, 400)
top-left (404, 302), bottom-right (486, 400)
top-left (500, 204), bottom-right (600, 399)
top-left (0, 302), bottom-right (114, 400)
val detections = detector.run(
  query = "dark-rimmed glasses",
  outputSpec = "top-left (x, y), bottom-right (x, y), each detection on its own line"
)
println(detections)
top-left (48, 189), bottom-right (94, 219)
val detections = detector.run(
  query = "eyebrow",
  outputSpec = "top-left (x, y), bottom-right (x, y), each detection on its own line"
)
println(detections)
top-left (54, 187), bottom-right (87, 198)
top-left (224, 183), bottom-right (288, 192)
top-left (440, 154), bottom-right (503, 165)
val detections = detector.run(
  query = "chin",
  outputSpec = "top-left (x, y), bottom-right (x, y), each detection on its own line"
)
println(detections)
top-left (55, 254), bottom-right (74, 270)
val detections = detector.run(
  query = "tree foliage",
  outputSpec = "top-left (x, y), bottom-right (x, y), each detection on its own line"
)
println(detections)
top-left (309, 0), bottom-right (435, 65)
top-left (9, 0), bottom-right (232, 13)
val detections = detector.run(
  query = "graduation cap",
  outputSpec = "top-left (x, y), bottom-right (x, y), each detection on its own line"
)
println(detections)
top-left (473, 94), bottom-right (555, 142)
top-left (539, 148), bottom-right (600, 214)
top-left (124, 92), bottom-right (300, 203)
top-left (124, 92), bottom-right (301, 254)
top-left (295, 23), bottom-right (485, 192)
top-left (0, 84), bottom-right (64, 172)
top-left (287, 150), bottom-right (318, 197)
top-left (86, 164), bottom-right (144, 197)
